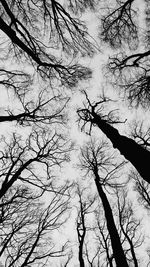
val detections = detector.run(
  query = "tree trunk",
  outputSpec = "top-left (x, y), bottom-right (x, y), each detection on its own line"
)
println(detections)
top-left (94, 172), bottom-right (129, 267)
top-left (79, 244), bottom-right (85, 267)
top-left (92, 112), bottom-right (150, 184)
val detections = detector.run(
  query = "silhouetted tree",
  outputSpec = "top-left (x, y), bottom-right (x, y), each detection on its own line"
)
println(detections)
top-left (0, 0), bottom-right (149, 265)
top-left (131, 171), bottom-right (150, 210)
top-left (0, 183), bottom-right (71, 267)
top-left (115, 188), bottom-right (143, 266)
top-left (92, 187), bottom-right (143, 267)
top-left (108, 52), bottom-right (150, 108)
top-left (0, 69), bottom-right (31, 96)
top-left (0, 128), bottom-right (71, 199)
top-left (94, 209), bottom-right (114, 266)
top-left (93, 0), bottom-right (150, 108)
top-left (101, 0), bottom-right (150, 108)
top-left (101, 0), bottom-right (138, 49)
top-left (0, 91), bottom-right (69, 126)
top-left (130, 121), bottom-right (150, 150)
top-left (79, 139), bottom-right (129, 267)
top-left (75, 184), bottom-right (96, 267)
top-left (0, 0), bottom-right (94, 86)
top-left (78, 92), bottom-right (150, 184)
top-left (76, 186), bottom-right (86, 267)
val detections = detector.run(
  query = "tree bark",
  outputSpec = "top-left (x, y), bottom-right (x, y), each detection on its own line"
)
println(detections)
top-left (92, 112), bottom-right (150, 184)
top-left (79, 247), bottom-right (85, 267)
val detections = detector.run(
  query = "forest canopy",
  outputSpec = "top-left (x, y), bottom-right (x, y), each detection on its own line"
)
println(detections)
top-left (0, 0), bottom-right (150, 266)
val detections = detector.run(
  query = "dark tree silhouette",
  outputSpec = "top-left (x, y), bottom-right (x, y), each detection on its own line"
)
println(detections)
top-left (0, 91), bottom-right (69, 126)
top-left (101, 0), bottom-right (138, 49)
top-left (0, 128), bottom-right (71, 199)
top-left (75, 184), bottom-right (96, 267)
top-left (0, 1), bottom-right (98, 265)
top-left (78, 92), bottom-right (150, 184)
top-left (130, 121), bottom-right (150, 150)
top-left (0, 69), bottom-right (31, 96)
top-left (76, 186), bottom-right (86, 267)
top-left (100, 0), bottom-right (150, 108)
top-left (94, 209), bottom-right (114, 266)
top-left (131, 171), bottom-right (150, 210)
top-left (0, 0), bottom-right (149, 265)
top-left (108, 51), bottom-right (150, 108)
top-left (115, 188), bottom-right (143, 266)
top-left (0, 183), bottom-right (71, 266)
top-left (92, 187), bottom-right (143, 267)
top-left (79, 140), bottom-right (129, 267)
top-left (0, 0), bottom-right (94, 86)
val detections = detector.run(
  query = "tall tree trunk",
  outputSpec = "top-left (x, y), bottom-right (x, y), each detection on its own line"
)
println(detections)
top-left (92, 112), bottom-right (150, 184)
top-left (94, 172), bottom-right (129, 267)
top-left (79, 243), bottom-right (85, 267)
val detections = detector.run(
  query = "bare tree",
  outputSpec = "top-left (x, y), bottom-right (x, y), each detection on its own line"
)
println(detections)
top-left (109, 49), bottom-right (150, 72)
top-left (75, 184), bottom-right (96, 267)
top-left (76, 186), bottom-right (86, 267)
top-left (0, 91), bottom-right (69, 127)
top-left (101, 0), bottom-right (138, 49)
top-left (107, 51), bottom-right (150, 108)
top-left (91, 187), bottom-right (143, 267)
top-left (99, 0), bottom-right (150, 108)
top-left (1, 1), bottom-right (150, 266)
top-left (77, 92), bottom-right (150, 184)
top-left (130, 120), bottom-right (150, 150)
top-left (0, 183), bottom-right (71, 267)
top-left (115, 188), bottom-right (143, 267)
top-left (79, 139), bottom-right (129, 267)
top-left (0, 0), bottom-right (94, 86)
top-left (0, 128), bottom-right (72, 199)
top-left (130, 171), bottom-right (150, 210)
top-left (94, 209), bottom-right (114, 267)
top-left (128, 121), bottom-right (150, 209)
top-left (0, 68), bottom-right (31, 97)
top-left (0, 2), bottom-right (99, 266)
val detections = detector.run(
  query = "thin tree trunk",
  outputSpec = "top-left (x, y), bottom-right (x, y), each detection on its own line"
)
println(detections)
top-left (77, 203), bottom-right (86, 267)
top-left (94, 172), bottom-right (129, 267)
top-left (79, 245), bottom-right (85, 267)
top-left (92, 112), bottom-right (150, 184)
